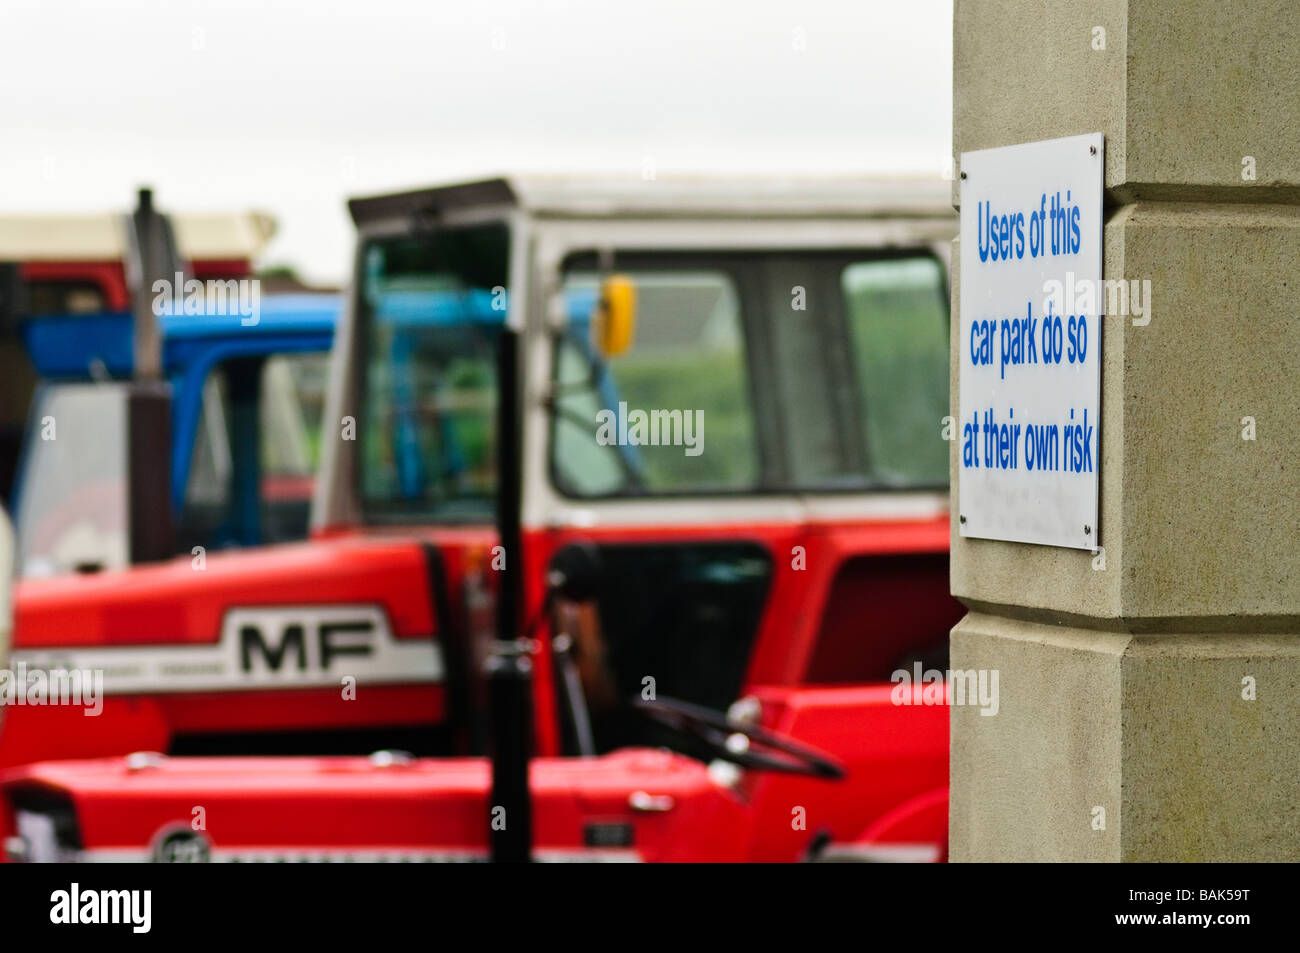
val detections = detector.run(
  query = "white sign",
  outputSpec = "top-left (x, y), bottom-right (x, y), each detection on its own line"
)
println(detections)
top-left (958, 133), bottom-right (1103, 549)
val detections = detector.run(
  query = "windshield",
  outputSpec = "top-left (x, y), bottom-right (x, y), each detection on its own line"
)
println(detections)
top-left (357, 223), bottom-right (510, 522)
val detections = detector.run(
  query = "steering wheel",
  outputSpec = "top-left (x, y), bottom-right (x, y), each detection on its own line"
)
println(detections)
top-left (633, 696), bottom-right (845, 780)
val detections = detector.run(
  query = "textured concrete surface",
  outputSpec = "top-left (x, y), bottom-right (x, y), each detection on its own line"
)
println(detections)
top-left (949, 0), bottom-right (1300, 861)
top-left (1120, 633), bottom-right (1300, 861)
top-left (1112, 203), bottom-right (1300, 622)
top-left (950, 618), bottom-right (1300, 861)
top-left (1125, 1), bottom-right (1300, 198)
top-left (949, 615), bottom-right (1127, 862)
top-left (954, 0), bottom-right (1300, 204)
top-left (953, 0), bottom-right (1128, 207)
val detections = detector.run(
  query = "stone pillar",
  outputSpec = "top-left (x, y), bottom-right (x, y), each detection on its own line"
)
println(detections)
top-left (949, 0), bottom-right (1299, 861)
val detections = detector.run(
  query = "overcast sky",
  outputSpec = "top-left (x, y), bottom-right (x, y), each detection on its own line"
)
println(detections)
top-left (0, 0), bottom-right (953, 285)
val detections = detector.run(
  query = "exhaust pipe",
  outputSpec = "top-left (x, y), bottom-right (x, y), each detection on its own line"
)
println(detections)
top-left (125, 187), bottom-right (183, 382)
top-left (121, 187), bottom-right (179, 561)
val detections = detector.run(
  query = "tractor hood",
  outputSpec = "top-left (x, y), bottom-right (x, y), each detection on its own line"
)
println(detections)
top-left (0, 749), bottom-right (746, 863)
top-left (0, 535), bottom-right (470, 769)
top-left (12, 536), bottom-right (440, 662)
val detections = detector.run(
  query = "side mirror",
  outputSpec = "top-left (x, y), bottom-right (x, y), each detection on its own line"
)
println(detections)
top-left (592, 274), bottom-right (636, 358)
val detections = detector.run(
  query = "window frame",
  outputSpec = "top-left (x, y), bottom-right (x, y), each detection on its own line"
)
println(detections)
top-left (545, 246), bottom-right (951, 502)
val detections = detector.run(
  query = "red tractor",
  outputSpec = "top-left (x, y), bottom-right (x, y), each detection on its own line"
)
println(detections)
top-left (1, 176), bottom-right (960, 862)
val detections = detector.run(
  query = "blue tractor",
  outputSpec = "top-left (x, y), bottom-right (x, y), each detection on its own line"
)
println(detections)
top-left (0, 193), bottom-right (337, 576)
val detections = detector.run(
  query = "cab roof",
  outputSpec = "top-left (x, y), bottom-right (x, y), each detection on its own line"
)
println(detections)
top-left (0, 211), bottom-right (276, 262)
top-left (348, 174), bottom-right (954, 226)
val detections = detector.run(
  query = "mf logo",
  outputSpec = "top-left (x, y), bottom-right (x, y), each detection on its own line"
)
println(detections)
top-left (223, 606), bottom-right (398, 684)
top-left (11, 605), bottom-right (443, 696)
top-left (219, 605), bottom-right (442, 689)
top-left (239, 617), bottom-right (374, 673)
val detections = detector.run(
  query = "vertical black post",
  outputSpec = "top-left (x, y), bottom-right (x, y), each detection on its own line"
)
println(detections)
top-left (486, 646), bottom-right (532, 863)
top-left (128, 187), bottom-right (182, 383)
top-left (225, 358), bottom-right (263, 546)
top-left (0, 262), bottom-right (28, 505)
top-left (125, 383), bottom-right (175, 564)
top-left (488, 324), bottom-right (532, 862)
top-left (495, 326), bottom-right (522, 648)
top-left (123, 187), bottom-right (179, 562)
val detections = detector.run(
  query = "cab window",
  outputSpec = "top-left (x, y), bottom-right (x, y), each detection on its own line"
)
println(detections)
top-left (548, 250), bottom-right (949, 497)
top-left (552, 267), bottom-right (757, 496)
top-left (355, 223), bottom-right (509, 522)
top-left (179, 352), bottom-right (328, 549)
top-left (842, 257), bottom-right (950, 487)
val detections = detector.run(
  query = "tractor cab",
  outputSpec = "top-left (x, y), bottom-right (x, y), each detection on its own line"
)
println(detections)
top-left (320, 177), bottom-right (960, 758)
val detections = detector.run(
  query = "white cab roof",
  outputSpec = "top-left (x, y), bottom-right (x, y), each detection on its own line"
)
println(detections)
top-left (349, 174), bottom-right (955, 226)
top-left (0, 211), bottom-right (276, 262)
